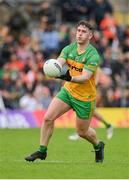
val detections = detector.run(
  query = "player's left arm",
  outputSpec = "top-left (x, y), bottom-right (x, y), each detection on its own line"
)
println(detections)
top-left (71, 69), bottom-right (93, 83)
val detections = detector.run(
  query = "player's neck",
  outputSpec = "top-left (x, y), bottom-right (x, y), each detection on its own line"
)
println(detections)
top-left (77, 41), bottom-right (89, 54)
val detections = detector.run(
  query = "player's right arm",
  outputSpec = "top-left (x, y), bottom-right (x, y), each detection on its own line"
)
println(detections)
top-left (57, 57), bottom-right (66, 67)
top-left (57, 45), bottom-right (69, 66)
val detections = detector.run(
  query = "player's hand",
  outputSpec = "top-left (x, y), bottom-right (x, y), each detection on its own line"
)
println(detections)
top-left (57, 70), bottom-right (72, 81)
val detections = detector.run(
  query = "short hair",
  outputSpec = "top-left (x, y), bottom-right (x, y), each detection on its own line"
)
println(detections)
top-left (77, 20), bottom-right (94, 32)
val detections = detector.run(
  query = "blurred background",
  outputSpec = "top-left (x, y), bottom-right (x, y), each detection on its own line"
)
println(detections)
top-left (0, 0), bottom-right (129, 128)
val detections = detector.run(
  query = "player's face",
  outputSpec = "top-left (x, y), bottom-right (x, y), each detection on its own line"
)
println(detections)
top-left (76, 25), bottom-right (92, 44)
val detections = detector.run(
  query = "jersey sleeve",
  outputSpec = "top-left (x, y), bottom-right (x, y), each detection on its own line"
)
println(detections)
top-left (84, 53), bottom-right (100, 73)
top-left (58, 45), bottom-right (70, 60)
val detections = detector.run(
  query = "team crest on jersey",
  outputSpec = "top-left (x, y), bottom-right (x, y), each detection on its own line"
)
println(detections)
top-left (75, 56), bottom-right (79, 61)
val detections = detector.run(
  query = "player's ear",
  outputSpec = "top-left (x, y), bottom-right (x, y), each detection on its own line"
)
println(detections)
top-left (89, 31), bottom-right (93, 40)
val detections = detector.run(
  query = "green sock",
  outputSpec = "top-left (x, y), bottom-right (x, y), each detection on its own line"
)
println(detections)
top-left (39, 145), bottom-right (47, 153)
top-left (94, 142), bottom-right (101, 150)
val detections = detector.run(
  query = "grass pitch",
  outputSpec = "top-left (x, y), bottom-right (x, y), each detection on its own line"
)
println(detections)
top-left (0, 128), bottom-right (129, 179)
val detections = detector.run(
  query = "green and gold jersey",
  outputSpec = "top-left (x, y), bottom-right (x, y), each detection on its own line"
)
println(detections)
top-left (59, 42), bottom-right (100, 101)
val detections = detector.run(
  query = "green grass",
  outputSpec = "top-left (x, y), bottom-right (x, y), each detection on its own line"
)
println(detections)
top-left (0, 128), bottom-right (129, 179)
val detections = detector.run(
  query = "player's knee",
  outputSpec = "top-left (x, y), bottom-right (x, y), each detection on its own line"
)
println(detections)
top-left (44, 114), bottom-right (54, 126)
top-left (85, 129), bottom-right (96, 139)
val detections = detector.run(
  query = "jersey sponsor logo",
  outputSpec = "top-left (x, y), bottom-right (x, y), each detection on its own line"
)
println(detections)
top-left (68, 64), bottom-right (83, 72)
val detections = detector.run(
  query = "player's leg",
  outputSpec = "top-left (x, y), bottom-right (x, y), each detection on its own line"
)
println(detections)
top-left (73, 99), bottom-right (105, 162)
top-left (76, 117), bottom-right (105, 163)
top-left (25, 97), bottom-right (71, 162)
top-left (93, 110), bottom-right (113, 139)
top-left (25, 88), bottom-right (71, 162)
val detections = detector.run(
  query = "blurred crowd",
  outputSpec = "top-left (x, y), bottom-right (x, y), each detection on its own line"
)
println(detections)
top-left (0, 0), bottom-right (129, 110)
